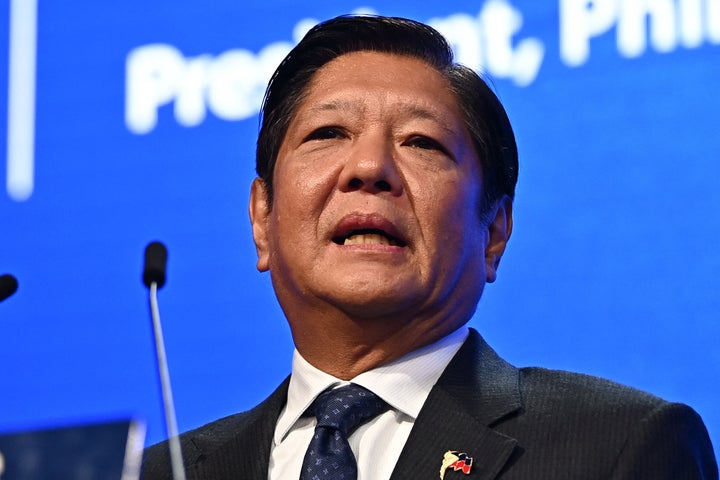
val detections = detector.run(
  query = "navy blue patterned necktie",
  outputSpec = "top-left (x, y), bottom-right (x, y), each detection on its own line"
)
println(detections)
top-left (300, 383), bottom-right (388, 480)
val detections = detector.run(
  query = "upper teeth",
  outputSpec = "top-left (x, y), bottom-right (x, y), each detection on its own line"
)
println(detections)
top-left (344, 233), bottom-right (396, 246)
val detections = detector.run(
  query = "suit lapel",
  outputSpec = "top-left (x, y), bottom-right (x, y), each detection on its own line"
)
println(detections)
top-left (187, 378), bottom-right (290, 480)
top-left (389, 329), bottom-right (522, 480)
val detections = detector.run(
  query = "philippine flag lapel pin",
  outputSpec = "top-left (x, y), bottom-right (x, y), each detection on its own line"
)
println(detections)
top-left (440, 450), bottom-right (473, 479)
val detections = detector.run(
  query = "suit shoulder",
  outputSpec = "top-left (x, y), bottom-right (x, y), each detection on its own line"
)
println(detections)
top-left (140, 409), bottom-right (258, 480)
top-left (499, 367), bottom-right (717, 478)
top-left (518, 366), bottom-right (664, 413)
top-left (141, 378), bottom-right (289, 480)
top-left (182, 407), bottom-right (262, 451)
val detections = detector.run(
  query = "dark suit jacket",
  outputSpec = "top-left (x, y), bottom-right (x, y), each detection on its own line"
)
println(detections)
top-left (141, 329), bottom-right (718, 479)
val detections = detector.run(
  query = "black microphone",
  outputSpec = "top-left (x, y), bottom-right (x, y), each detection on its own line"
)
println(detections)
top-left (0, 274), bottom-right (18, 302)
top-left (143, 241), bottom-right (168, 289)
top-left (141, 242), bottom-right (186, 480)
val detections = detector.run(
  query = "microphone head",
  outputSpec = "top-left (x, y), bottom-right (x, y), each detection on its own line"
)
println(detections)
top-left (0, 274), bottom-right (19, 302)
top-left (143, 241), bottom-right (168, 289)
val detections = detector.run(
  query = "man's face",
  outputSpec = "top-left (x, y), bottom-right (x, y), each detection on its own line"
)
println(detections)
top-left (251, 51), bottom-right (510, 333)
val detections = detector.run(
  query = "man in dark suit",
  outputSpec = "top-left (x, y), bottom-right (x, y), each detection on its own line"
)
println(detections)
top-left (142, 15), bottom-right (717, 479)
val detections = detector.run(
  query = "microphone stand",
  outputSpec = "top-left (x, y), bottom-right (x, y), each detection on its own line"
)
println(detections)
top-left (148, 280), bottom-right (186, 480)
top-left (143, 242), bottom-right (186, 480)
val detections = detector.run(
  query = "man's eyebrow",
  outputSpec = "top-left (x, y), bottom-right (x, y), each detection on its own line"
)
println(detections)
top-left (398, 103), bottom-right (455, 130)
top-left (305, 99), bottom-right (363, 114)
top-left (305, 100), bottom-right (458, 135)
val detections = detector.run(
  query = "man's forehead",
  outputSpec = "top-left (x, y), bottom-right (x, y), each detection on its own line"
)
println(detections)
top-left (294, 52), bottom-right (464, 131)
top-left (305, 97), bottom-right (446, 118)
top-left (298, 97), bottom-right (459, 135)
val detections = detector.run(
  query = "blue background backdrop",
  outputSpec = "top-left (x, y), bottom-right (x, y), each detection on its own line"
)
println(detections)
top-left (2, 0), bottom-right (718, 457)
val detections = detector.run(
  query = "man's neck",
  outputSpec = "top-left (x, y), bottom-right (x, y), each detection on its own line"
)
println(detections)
top-left (288, 314), bottom-right (466, 379)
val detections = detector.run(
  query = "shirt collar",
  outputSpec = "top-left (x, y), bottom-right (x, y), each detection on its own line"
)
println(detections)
top-left (273, 326), bottom-right (468, 444)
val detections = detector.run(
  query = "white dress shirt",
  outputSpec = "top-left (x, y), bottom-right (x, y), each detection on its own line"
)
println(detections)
top-left (268, 327), bottom-right (469, 480)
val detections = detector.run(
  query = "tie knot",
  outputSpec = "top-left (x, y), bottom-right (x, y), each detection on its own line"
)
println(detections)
top-left (310, 384), bottom-right (388, 436)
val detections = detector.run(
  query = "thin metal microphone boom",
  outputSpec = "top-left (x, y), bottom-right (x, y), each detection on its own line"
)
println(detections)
top-left (143, 242), bottom-right (186, 480)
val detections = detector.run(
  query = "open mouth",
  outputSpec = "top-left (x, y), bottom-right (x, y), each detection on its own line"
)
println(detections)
top-left (332, 228), bottom-right (407, 247)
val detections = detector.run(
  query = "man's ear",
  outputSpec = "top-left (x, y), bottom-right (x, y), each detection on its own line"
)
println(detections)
top-left (484, 195), bottom-right (513, 283)
top-left (249, 178), bottom-right (271, 272)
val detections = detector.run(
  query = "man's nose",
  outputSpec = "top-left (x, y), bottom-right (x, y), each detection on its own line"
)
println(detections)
top-left (337, 136), bottom-right (403, 196)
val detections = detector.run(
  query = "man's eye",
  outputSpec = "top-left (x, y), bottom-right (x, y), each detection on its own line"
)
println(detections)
top-left (304, 127), bottom-right (345, 141)
top-left (406, 136), bottom-right (448, 154)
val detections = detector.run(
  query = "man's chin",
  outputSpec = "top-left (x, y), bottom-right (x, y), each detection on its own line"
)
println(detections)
top-left (323, 285), bottom-right (422, 321)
